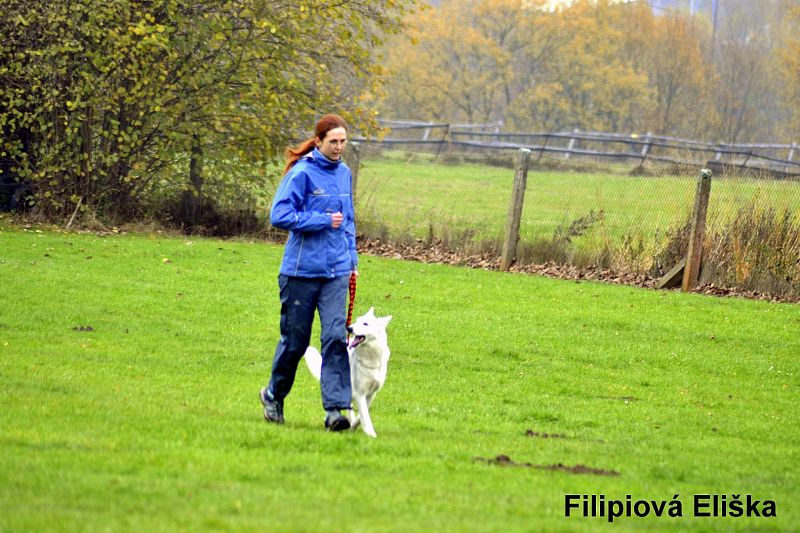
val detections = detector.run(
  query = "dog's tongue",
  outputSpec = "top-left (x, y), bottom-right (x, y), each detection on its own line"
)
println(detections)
top-left (349, 335), bottom-right (365, 349)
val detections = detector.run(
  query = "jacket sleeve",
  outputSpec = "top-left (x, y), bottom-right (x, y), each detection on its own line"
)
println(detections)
top-left (270, 168), bottom-right (330, 232)
top-left (345, 171), bottom-right (358, 270)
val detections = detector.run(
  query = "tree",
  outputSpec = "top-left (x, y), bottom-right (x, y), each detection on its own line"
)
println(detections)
top-left (0, 0), bottom-right (413, 220)
top-left (381, 0), bottom-right (653, 133)
top-left (778, 6), bottom-right (800, 137)
top-left (380, 0), bottom-right (553, 125)
top-left (706, 0), bottom-right (793, 142)
top-left (379, 0), bottom-right (799, 143)
top-left (507, 0), bottom-right (651, 132)
top-left (617, 3), bottom-right (716, 138)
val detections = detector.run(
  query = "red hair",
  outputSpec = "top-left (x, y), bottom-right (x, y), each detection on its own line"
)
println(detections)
top-left (283, 114), bottom-right (348, 174)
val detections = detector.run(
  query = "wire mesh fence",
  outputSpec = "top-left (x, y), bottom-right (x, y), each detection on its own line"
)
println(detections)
top-left (348, 139), bottom-right (800, 298)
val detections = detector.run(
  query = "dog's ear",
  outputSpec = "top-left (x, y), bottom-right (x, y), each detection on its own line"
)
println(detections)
top-left (381, 315), bottom-right (392, 326)
top-left (367, 306), bottom-right (375, 316)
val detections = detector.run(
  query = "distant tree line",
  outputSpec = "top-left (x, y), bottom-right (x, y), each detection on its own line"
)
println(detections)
top-left (379, 0), bottom-right (800, 145)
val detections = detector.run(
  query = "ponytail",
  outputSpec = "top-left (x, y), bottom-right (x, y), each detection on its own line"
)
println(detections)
top-left (283, 139), bottom-right (316, 175)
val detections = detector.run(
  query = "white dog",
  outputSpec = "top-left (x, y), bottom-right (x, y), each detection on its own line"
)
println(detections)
top-left (305, 307), bottom-right (392, 438)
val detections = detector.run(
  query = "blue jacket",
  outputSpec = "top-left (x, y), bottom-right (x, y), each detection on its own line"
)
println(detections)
top-left (270, 148), bottom-right (358, 278)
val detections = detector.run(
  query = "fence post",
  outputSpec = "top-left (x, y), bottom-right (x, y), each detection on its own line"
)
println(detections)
top-left (740, 150), bottom-right (753, 170)
top-left (714, 143), bottom-right (723, 162)
top-left (682, 168), bottom-right (713, 292)
top-left (422, 124), bottom-right (431, 141)
top-left (537, 134), bottom-right (550, 163)
top-left (344, 141), bottom-right (360, 205)
top-left (786, 142), bottom-right (797, 174)
top-left (435, 124), bottom-right (451, 160)
top-left (493, 121), bottom-right (502, 143)
top-left (640, 131), bottom-right (652, 162)
top-left (501, 148), bottom-right (531, 271)
top-left (564, 128), bottom-right (579, 160)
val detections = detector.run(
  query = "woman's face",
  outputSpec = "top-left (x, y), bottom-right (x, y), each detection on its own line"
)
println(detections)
top-left (316, 127), bottom-right (347, 161)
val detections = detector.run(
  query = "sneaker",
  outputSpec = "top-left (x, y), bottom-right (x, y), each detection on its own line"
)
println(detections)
top-left (260, 387), bottom-right (284, 424)
top-left (324, 410), bottom-right (350, 432)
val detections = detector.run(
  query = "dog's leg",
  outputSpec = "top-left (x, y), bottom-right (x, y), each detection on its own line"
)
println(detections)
top-left (347, 402), bottom-right (360, 430)
top-left (366, 391), bottom-right (378, 407)
top-left (355, 395), bottom-right (376, 438)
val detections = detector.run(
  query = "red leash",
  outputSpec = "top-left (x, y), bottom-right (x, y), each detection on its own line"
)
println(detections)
top-left (346, 272), bottom-right (357, 341)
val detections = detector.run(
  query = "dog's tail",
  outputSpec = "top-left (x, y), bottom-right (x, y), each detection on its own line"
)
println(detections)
top-left (304, 346), bottom-right (322, 381)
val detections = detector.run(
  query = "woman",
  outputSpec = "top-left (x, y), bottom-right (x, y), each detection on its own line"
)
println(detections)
top-left (260, 114), bottom-right (358, 432)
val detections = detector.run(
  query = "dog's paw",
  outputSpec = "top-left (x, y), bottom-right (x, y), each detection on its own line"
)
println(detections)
top-left (365, 429), bottom-right (377, 438)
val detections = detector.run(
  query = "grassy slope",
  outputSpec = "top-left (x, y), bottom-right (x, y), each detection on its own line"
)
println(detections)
top-left (1, 224), bottom-right (798, 531)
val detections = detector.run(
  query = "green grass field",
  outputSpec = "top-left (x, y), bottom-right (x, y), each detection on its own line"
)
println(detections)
top-left (2, 221), bottom-right (799, 531)
top-left (355, 152), bottom-right (800, 256)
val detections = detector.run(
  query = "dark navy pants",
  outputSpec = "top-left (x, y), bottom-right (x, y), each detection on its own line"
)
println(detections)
top-left (268, 274), bottom-right (351, 411)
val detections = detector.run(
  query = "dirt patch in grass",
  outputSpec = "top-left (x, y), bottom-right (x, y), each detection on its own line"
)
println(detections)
top-left (525, 429), bottom-right (568, 439)
top-left (474, 454), bottom-right (532, 468)
top-left (474, 455), bottom-right (620, 476)
top-left (535, 462), bottom-right (620, 476)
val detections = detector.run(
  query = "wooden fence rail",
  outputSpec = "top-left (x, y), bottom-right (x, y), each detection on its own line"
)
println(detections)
top-left (363, 121), bottom-right (800, 177)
